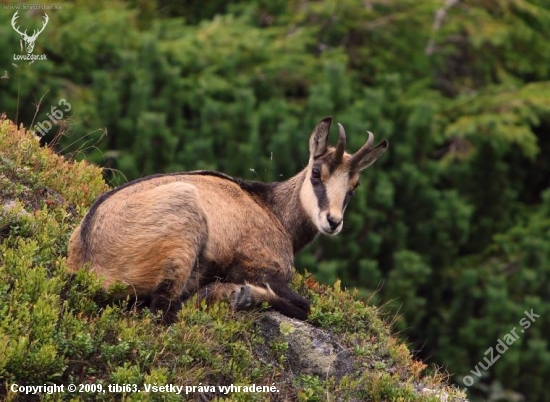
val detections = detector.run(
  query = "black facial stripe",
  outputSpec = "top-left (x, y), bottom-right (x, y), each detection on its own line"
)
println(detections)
top-left (343, 173), bottom-right (360, 210)
top-left (343, 191), bottom-right (352, 210)
top-left (311, 177), bottom-right (329, 210)
top-left (328, 158), bottom-right (339, 173)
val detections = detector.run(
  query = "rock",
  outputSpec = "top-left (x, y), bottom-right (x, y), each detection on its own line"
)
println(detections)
top-left (1, 199), bottom-right (32, 218)
top-left (256, 311), bottom-right (353, 379)
top-left (1, 199), bottom-right (32, 240)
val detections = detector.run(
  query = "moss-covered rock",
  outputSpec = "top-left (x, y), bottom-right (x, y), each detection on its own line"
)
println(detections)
top-left (0, 117), bottom-right (466, 401)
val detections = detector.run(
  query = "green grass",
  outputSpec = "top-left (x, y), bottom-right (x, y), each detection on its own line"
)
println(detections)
top-left (0, 117), bottom-right (466, 401)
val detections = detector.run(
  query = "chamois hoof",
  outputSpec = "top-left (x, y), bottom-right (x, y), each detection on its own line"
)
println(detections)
top-left (230, 285), bottom-right (254, 310)
top-left (276, 297), bottom-right (311, 321)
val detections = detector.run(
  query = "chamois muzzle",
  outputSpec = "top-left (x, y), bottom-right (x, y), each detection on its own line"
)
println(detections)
top-left (327, 213), bottom-right (342, 232)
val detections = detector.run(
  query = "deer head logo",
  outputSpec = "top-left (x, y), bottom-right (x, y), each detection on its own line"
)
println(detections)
top-left (11, 11), bottom-right (49, 54)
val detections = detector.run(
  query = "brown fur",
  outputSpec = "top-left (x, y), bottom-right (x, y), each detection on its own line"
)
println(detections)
top-left (67, 117), bottom-right (388, 323)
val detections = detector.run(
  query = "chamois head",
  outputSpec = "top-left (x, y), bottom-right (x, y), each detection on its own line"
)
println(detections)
top-left (300, 117), bottom-right (388, 236)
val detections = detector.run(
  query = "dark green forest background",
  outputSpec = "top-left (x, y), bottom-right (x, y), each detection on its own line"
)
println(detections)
top-left (1, 0), bottom-right (549, 400)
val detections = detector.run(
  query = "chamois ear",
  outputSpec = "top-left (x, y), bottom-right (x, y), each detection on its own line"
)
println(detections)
top-left (309, 117), bottom-right (333, 159)
top-left (350, 132), bottom-right (389, 171)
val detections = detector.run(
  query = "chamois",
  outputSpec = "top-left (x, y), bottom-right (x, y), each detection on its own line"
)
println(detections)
top-left (67, 117), bottom-right (388, 323)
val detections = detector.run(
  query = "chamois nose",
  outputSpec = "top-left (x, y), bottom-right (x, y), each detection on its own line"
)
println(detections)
top-left (327, 214), bottom-right (342, 231)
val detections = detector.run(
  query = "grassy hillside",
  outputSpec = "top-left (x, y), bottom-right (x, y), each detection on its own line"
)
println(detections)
top-left (0, 117), bottom-right (466, 401)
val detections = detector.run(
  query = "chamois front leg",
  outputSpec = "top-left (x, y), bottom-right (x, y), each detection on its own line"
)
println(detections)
top-left (198, 276), bottom-right (311, 320)
top-left (257, 276), bottom-right (311, 320)
top-left (197, 281), bottom-right (277, 310)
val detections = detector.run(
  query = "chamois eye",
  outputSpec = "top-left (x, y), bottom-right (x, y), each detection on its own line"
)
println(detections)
top-left (311, 168), bottom-right (321, 180)
top-left (348, 183), bottom-right (359, 196)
